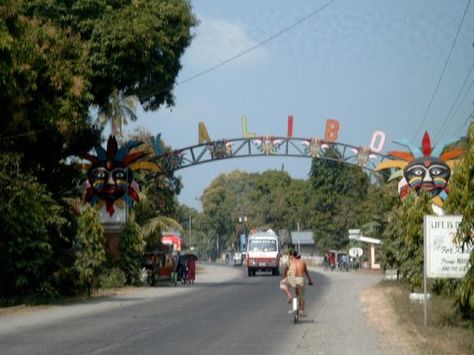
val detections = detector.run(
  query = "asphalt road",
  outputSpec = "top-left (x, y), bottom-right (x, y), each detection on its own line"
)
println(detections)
top-left (0, 264), bottom-right (390, 355)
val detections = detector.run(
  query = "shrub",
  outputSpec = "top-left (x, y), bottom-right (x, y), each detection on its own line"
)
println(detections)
top-left (119, 218), bottom-right (145, 285)
top-left (99, 268), bottom-right (126, 289)
top-left (74, 206), bottom-right (106, 296)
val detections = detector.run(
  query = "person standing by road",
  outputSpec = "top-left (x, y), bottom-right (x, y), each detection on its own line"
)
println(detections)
top-left (187, 256), bottom-right (196, 284)
top-left (280, 251), bottom-right (313, 317)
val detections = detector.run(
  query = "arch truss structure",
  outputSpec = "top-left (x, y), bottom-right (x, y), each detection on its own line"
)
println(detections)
top-left (155, 137), bottom-right (393, 174)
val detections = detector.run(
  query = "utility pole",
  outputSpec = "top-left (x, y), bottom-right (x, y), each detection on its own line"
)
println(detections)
top-left (188, 214), bottom-right (192, 248)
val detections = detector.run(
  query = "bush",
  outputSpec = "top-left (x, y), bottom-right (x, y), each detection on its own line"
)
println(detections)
top-left (99, 268), bottom-right (126, 289)
top-left (119, 218), bottom-right (145, 285)
top-left (0, 153), bottom-right (66, 298)
top-left (74, 206), bottom-right (106, 296)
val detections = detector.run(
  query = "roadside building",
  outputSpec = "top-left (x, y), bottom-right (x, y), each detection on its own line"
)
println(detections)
top-left (290, 231), bottom-right (317, 257)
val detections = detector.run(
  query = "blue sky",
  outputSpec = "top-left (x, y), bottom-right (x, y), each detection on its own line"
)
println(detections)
top-left (122, 0), bottom-right (474, 210)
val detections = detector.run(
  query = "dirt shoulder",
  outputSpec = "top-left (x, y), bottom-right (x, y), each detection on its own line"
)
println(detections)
top-left (360, 283), bottom-right (474, 355)
top-left (360, 285), bottom-right (420, 355)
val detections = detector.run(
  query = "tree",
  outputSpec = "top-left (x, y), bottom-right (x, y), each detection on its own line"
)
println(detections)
top-left (119, 216), bottom-right (145, 284)
top-left (0, 153), bottom-right (66, 299)
top-left (97, 89), bottom-right (138, 137)
top-left (74, 205), bottom-right (106, 296)
top-left (444, 121), bottom-right (474, 319)
top-left (309, 150), bottom-right (370, 250)
top-left (0, 0), bottom-right (195, 300)
top-left (382, 192), bottom-right (431, 291)
top-left (19, 0), bottom-right (196, 109)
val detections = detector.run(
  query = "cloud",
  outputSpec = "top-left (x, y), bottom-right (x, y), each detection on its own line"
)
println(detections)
top-left (186, 15), bottom-right (267, 68)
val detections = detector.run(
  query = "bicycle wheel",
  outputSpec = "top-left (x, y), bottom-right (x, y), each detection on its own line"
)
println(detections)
top-left (294, 310), bottom-right (299, 324)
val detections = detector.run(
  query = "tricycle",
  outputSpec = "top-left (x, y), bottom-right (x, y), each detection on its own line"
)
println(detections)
top-left (143, 250), bottom-right (177, 286)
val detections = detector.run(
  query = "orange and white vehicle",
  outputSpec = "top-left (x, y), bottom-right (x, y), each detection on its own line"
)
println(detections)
top-left (246, 230), bottom-right (280, 277)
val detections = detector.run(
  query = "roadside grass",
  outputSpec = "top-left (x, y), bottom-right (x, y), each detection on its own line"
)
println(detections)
top-left (380, 281), bottom-right (473, 354)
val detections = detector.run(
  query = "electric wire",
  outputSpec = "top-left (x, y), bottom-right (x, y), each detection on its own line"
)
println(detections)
top-left (2, 0), bottom-right (336, 142)
top-left (0, 127), bottom-right (54, 141)
top-left (433, 59), bottom-right (474, 143)
top-left (412, 0), bottom-right (471, 142)
top-left (176, 0), bottom-right (336, 86)
top-left (454, 78), bottom-right (474, 135)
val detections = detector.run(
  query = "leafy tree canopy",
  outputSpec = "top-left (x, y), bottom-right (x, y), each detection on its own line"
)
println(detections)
top-left (0, 0), bottom-right (195, 195)
top-left (309, 150), bottom-right (371, 250)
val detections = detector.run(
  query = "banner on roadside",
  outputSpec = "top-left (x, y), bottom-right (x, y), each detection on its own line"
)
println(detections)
top-left (424, 215), bottom-right (471, 279)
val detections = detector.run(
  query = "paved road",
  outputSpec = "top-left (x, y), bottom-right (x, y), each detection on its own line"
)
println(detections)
top-left (0, 264), bottom-right (389, 355)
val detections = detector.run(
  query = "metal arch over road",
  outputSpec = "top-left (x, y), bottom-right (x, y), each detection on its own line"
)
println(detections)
top-left (154, 136), bottom-right (393, 174)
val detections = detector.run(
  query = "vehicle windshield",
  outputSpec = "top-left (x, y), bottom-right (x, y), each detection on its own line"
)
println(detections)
top-left (248, 239), bottom-right (277, 252)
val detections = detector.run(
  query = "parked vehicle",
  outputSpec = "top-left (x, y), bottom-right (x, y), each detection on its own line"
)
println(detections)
top-left (143, 250), bottom-right (177, 286)
top-left (246, 230), bottom-right (281, 276)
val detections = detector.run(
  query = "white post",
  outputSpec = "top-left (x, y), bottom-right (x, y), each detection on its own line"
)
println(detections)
top-left (423, 215), bottom-right (428, 326)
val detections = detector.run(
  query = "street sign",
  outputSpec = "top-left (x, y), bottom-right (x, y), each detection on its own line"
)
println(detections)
top-left (424, 215), bottom-right (471, 278)
top-left (349, 247), bottom-right (363, 258)
top-left (348, 229), bottom-right (361, 235)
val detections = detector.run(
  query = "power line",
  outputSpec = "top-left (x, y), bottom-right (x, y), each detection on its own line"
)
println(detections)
top-left (412, 0), bottom-right (471, 142)
top-left (2, 2), bottom-right (337, 141)
top-left (455, 79), bottom-right (474, 135)
top-left (0, 127), bottom-right (53, 141)
top-left (433, 60), bottom-right (474, 143)
top-left (177, 0), bottom-right (337, 86)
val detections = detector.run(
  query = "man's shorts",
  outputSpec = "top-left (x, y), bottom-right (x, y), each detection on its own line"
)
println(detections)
top-left (280, 276), bottom-right (305, 297)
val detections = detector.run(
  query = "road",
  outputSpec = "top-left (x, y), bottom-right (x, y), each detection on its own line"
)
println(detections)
top-left (0, 264), bottom-right (392, 355)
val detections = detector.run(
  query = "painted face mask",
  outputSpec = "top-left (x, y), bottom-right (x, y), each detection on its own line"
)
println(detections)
top-left (403, 157), bottom-right (450, 198)
top-left (88, 164), bottom-right (132, 203)
top-left (82, 136), bottom-right (148, 216)
top-left (376, 131), bottom-right (463, 206)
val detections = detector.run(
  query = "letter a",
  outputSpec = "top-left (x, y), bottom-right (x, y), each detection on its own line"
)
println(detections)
top-left (198, 122), bottom-right (211, 144)
top-left (242, 115), bottom-right (256, 138)
top-left (324, 119), bottom-right (340, 142)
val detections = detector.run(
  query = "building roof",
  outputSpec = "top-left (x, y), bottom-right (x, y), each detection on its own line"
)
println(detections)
top-left (291, 231), bottom-right (314, 245)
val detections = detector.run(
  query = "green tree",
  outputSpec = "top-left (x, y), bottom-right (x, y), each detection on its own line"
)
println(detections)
top-left (0, 154), bottom-right (66, 299)
top-left (119, 216), bottom-right (145, 284)
top-left (444, 121), bottom-right (474, 319)
top-left (74, 206), bottom-right (106, 296)
top-left (0, 0), bottom-right (195, 300)
top-left (97, 89), bottom-right (138, 137)
top-left (309, 150), bottom-right (370, 250)
top-left (382, 193), bottom-right (431, 291)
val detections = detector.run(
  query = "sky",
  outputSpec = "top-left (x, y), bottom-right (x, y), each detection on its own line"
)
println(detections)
top-left (121, 0), bottom-right (474, 210)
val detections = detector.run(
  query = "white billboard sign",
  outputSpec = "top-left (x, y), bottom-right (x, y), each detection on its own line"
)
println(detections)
top-left (424, 215), bottom-right (471, 279)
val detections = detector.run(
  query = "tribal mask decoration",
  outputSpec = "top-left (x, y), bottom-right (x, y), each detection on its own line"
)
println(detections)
top-left (253, 136), bottom-right (283, 155)
top-left (81, 135), bottom-right (158, 216)
top-left (375, 132), bottom-right (463, 206)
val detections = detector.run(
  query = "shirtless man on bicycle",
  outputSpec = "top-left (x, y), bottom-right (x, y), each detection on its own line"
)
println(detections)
top-left (280, 251), bottom-right (313, 317)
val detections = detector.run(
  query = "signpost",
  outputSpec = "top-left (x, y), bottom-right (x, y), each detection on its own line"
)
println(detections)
top-left (423, 215), bottom-right (471, 325)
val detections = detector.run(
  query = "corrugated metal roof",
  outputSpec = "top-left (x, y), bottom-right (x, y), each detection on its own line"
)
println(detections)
top-left (291, 231), bottom-right (314, 245)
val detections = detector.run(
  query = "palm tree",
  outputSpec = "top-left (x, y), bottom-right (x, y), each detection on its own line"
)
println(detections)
top-left (133, 190), bottom-right (183, 251)
top-left (97, 89), bottom-right (138, 136)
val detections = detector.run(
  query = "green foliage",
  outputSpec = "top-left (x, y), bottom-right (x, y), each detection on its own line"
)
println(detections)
top-left (99, 268), bottom-right (126, 289)
top-left (74, 206), bottom-right (106, 296)
top-left (0, 0), bottom-right (195, 302)
top-left (0, 153), bottom-right (66, 298)
top-left (455, 251), bottom-right (474, 320)
top-left (309, 151), bottom-right (371, 250)
top-left (445, 121), bottom-right (474, 320)
top-left (119, 217), bottom-right (145, 284)
top-left (198, 170), bottom-right (314, 256)
top-left (97, 89), bottom-right (138, 136)
top-left (382, 193), bottom-right (431, 291)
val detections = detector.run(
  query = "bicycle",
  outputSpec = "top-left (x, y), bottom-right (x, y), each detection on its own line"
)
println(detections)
top-left (289, 281), bottom-right (313, 324)
top-left (291, 296), bottom-right (300, 324)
